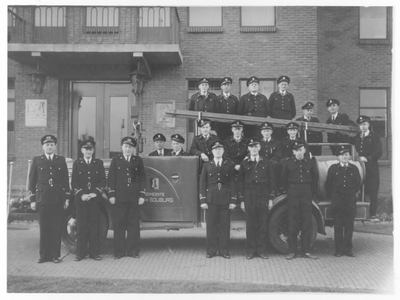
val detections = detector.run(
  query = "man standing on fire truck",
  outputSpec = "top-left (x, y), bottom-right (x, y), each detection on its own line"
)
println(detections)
top-left (29, 135), bottom-right (70, 263)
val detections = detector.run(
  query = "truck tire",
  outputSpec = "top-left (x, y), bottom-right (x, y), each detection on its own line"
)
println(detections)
top-left (268, 204), bottom-right (317, 254)
top-left (62, 205), bottom-right (109, 254)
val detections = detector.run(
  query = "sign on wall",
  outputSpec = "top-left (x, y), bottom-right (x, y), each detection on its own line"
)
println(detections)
top-left (25, 99), bottom-right (47, 127)
top-left (154, 100), bottom-right (175, 128)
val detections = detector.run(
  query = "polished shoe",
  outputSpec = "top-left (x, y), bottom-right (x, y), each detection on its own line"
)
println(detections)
top-left (52, 258), bottom-right (61, 263)
top-left (334, 252), bottom-right (342, 257)
top-left (90, 255), bottom-right (102, 261)
top-left (114, 255), bottom-right (124, 259)
top-left (259, 253), bottom-right (269, 259)
top-left (75, 256), bottom-right (83, 261)
top-left (344, 252), bottom-right (355, 257)
top-left (37, 258), bottom-right (47, 263)
top-left (206, 254), bottom-right (215, 258)
top-left (285, 253), bottom-right (297, 260)
top-left (246, 254), bottom-right (255, 260)
top-left (301, 253), bottom-right (318, 260)
top-left (222, 254), bottom-right (230, 259)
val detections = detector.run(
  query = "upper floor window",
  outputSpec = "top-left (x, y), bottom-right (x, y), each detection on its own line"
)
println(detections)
top-left (139, 7), bottom-right (170, 27)
top-left (359, 88), bottom-right (389, 160)
top-left (188, 7), bottom-right (222, 32)
top-left (86, 7), bottom-right (119, 28)
top-left (35, 7), bottom-right (66, 27)
top-left (239, 78), bottom-right (275, 97)
top-left (359, 7), bottom-right (389, 44)
top-left (241, 7), bottom-right (276, 32)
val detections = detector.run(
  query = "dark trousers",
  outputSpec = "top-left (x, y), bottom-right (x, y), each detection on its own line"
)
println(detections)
top-left (333, 209), bottom-right (356, 254)
top-left (76, 200), bottom-right (101, 258)
top-left (365, 161), bottom-right (380, 216)
top-left (113, 202), bottom-right (140, 256)
top-left (206, 203), bottom-right (230, 255)
top-left (244, 188), bottom-right (269, 255)
top-left (287, 183), bottom-right (313, 254)
top-left (37, 203), bottom-right (63, 260)
top-left (271, 160), bottom-right (281, 190)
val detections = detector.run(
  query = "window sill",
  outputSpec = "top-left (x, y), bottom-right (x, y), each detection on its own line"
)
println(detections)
top-left (241, 26), bottom-right (277, 33)
top-left (359, 39), bottom-right (390, 45)
top-left (84, 27), bottom-right (119, 34)
top-left (187, 27), bottom-right (223, 33)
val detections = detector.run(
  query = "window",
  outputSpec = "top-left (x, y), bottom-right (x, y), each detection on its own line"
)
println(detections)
top-left (239, 79), bottom-right (275, 97)
top-left (188, 7), bottom-right (222, 32)
top-left (8, 7), bottom-right (16, 27)
top-left (34, 7), bottom-right (66, 27)
top-left (241, 6), bottom-right (276, 32)
top-left (86, 7), bottom-right (119, 32)
top-left (359, 88), bottom-right (389, 160)
top-left (139, 7), bottom-right (170, 27)
top-left (359, 7), bottom-right (389, 44)
top-left (8, 78), bottom-right (15, 158)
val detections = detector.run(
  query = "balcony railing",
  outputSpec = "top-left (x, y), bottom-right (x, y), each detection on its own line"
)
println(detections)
top-left (8, 6), bottom-right (180, 45)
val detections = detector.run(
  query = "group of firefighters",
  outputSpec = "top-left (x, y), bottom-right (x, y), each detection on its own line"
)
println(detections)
top-left (27, 75), bottom-right (382, 264)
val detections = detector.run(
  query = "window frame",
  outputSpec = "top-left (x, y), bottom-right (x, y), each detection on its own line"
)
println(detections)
top-left (187, 7), bottom-right (223, 33)
top-left (359, 7), bottom-right (390, 45)
top-left (240, 6), bottom-right (277, 33)
top-left (85, 6), bottom-right (120, 33)
top-left (359, 87), bottom-right (390, 162)
top-left (8, 78), bottom-right (16, 159)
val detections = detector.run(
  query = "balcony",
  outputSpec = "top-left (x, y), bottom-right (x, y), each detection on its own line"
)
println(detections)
top-left (8, 6), bottom-right (182, 71)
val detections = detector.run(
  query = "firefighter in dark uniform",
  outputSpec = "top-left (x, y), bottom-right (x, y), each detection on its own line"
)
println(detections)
top-left (71, 139), bottom-right (106, 261)
top-left (238, 76), bottom-right (269, 138)
top-left (28, 135), bottom-right (70, 263)
top-left (351, 115), bottom-right (382, 221)
top-left (239, 138), bottom-right (275, 260)
top-left (189, 119), bottom-right (220, 162)
top-left (188, 78), bottom-right (218, 112)
top-left (149, 133), bottom-right (172, 156)
top-left (296, 102), bottom-right (323, 156)
top-left (326, 98), bottom-right (357, 155)
top-left (325, 147), bottom-right (361, 257)
top-left (108, 136), bottom-right (146, 259)
top-left (281, 141), bottom-right (318, 260)
top-left (216, 77), bottom-right (239, 139)
top-left (200, 141), bottom-right (237, 259)
top-left (168, 134), bottom-right (189, 156)
top-left (280, 122), bottom-right (309, 159)
top-left (269, 75), bottom-right (296, 140)
top-left (259, 122), bottom-right (282, 196)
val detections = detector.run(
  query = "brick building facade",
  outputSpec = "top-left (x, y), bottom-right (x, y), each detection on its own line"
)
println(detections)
top-left (7, 6), bottom-right (392, 198)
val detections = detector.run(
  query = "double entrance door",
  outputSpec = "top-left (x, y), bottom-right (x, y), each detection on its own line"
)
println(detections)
top-left (71, 82), bottom-right (136, 159)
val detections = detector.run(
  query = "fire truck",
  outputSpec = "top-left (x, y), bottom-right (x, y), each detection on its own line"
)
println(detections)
top-left (58, 109), bottom-right (369, 254)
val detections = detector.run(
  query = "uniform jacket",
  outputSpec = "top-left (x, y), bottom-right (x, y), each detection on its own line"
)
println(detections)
top-left (281, 156), bottom-right (318, 195)
top-left (238, 156), bottom-right (276, 204)
top-left (325, 163), bottom-right (361, 210)
top-left (71, 157), bottom-right (106, 204)
top-left (260, 138), bottom-right (282, 162)
top-left (326, 113), bottom-right (356, 143)
top-left (222, 136), bottom-right (248, 165)
top-left (269, 91), bottom-right (296, 120)
top-left (238, 92), bottom-right (269, 117)
top-left (188, 92), bottom-right (218, 112)
top-left (108, 154), bottom-right (146, 203)
top-left (28, 154), bottom-right (70, 204)
top-left (199, 159), bottom-right (237, 205)
top-left (351, 131), bottom-right (382, 163)
top-left (189, 134), bottom-right (220, 160)
top-left (280, 137), bottom-right (309, 159)
top-left (149, 148), bottom-right (173, 156)
top-left (167, 149), bottom-right (189, 156)
top-left (217, 93), bottom-right (239, 115)
top-left (296, 116), bottom-right (323, 155)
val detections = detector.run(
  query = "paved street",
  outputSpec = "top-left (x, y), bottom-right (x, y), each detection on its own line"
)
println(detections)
top-left (7, 221), bottom-right (394, 293)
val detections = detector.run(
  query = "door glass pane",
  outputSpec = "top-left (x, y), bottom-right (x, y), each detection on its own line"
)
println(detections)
top-left (360, 89), bottom-right (387, 107)
top-left (109, 97), bottom-right (128, 158)
top-left (78, 97), bottom-right (96, 157)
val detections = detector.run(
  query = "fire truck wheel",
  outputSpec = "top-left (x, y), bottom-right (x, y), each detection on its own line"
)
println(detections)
top-left (268, 204), bottom-right (317, 254)
top-left (61, 204), bottom-right (109, 254)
